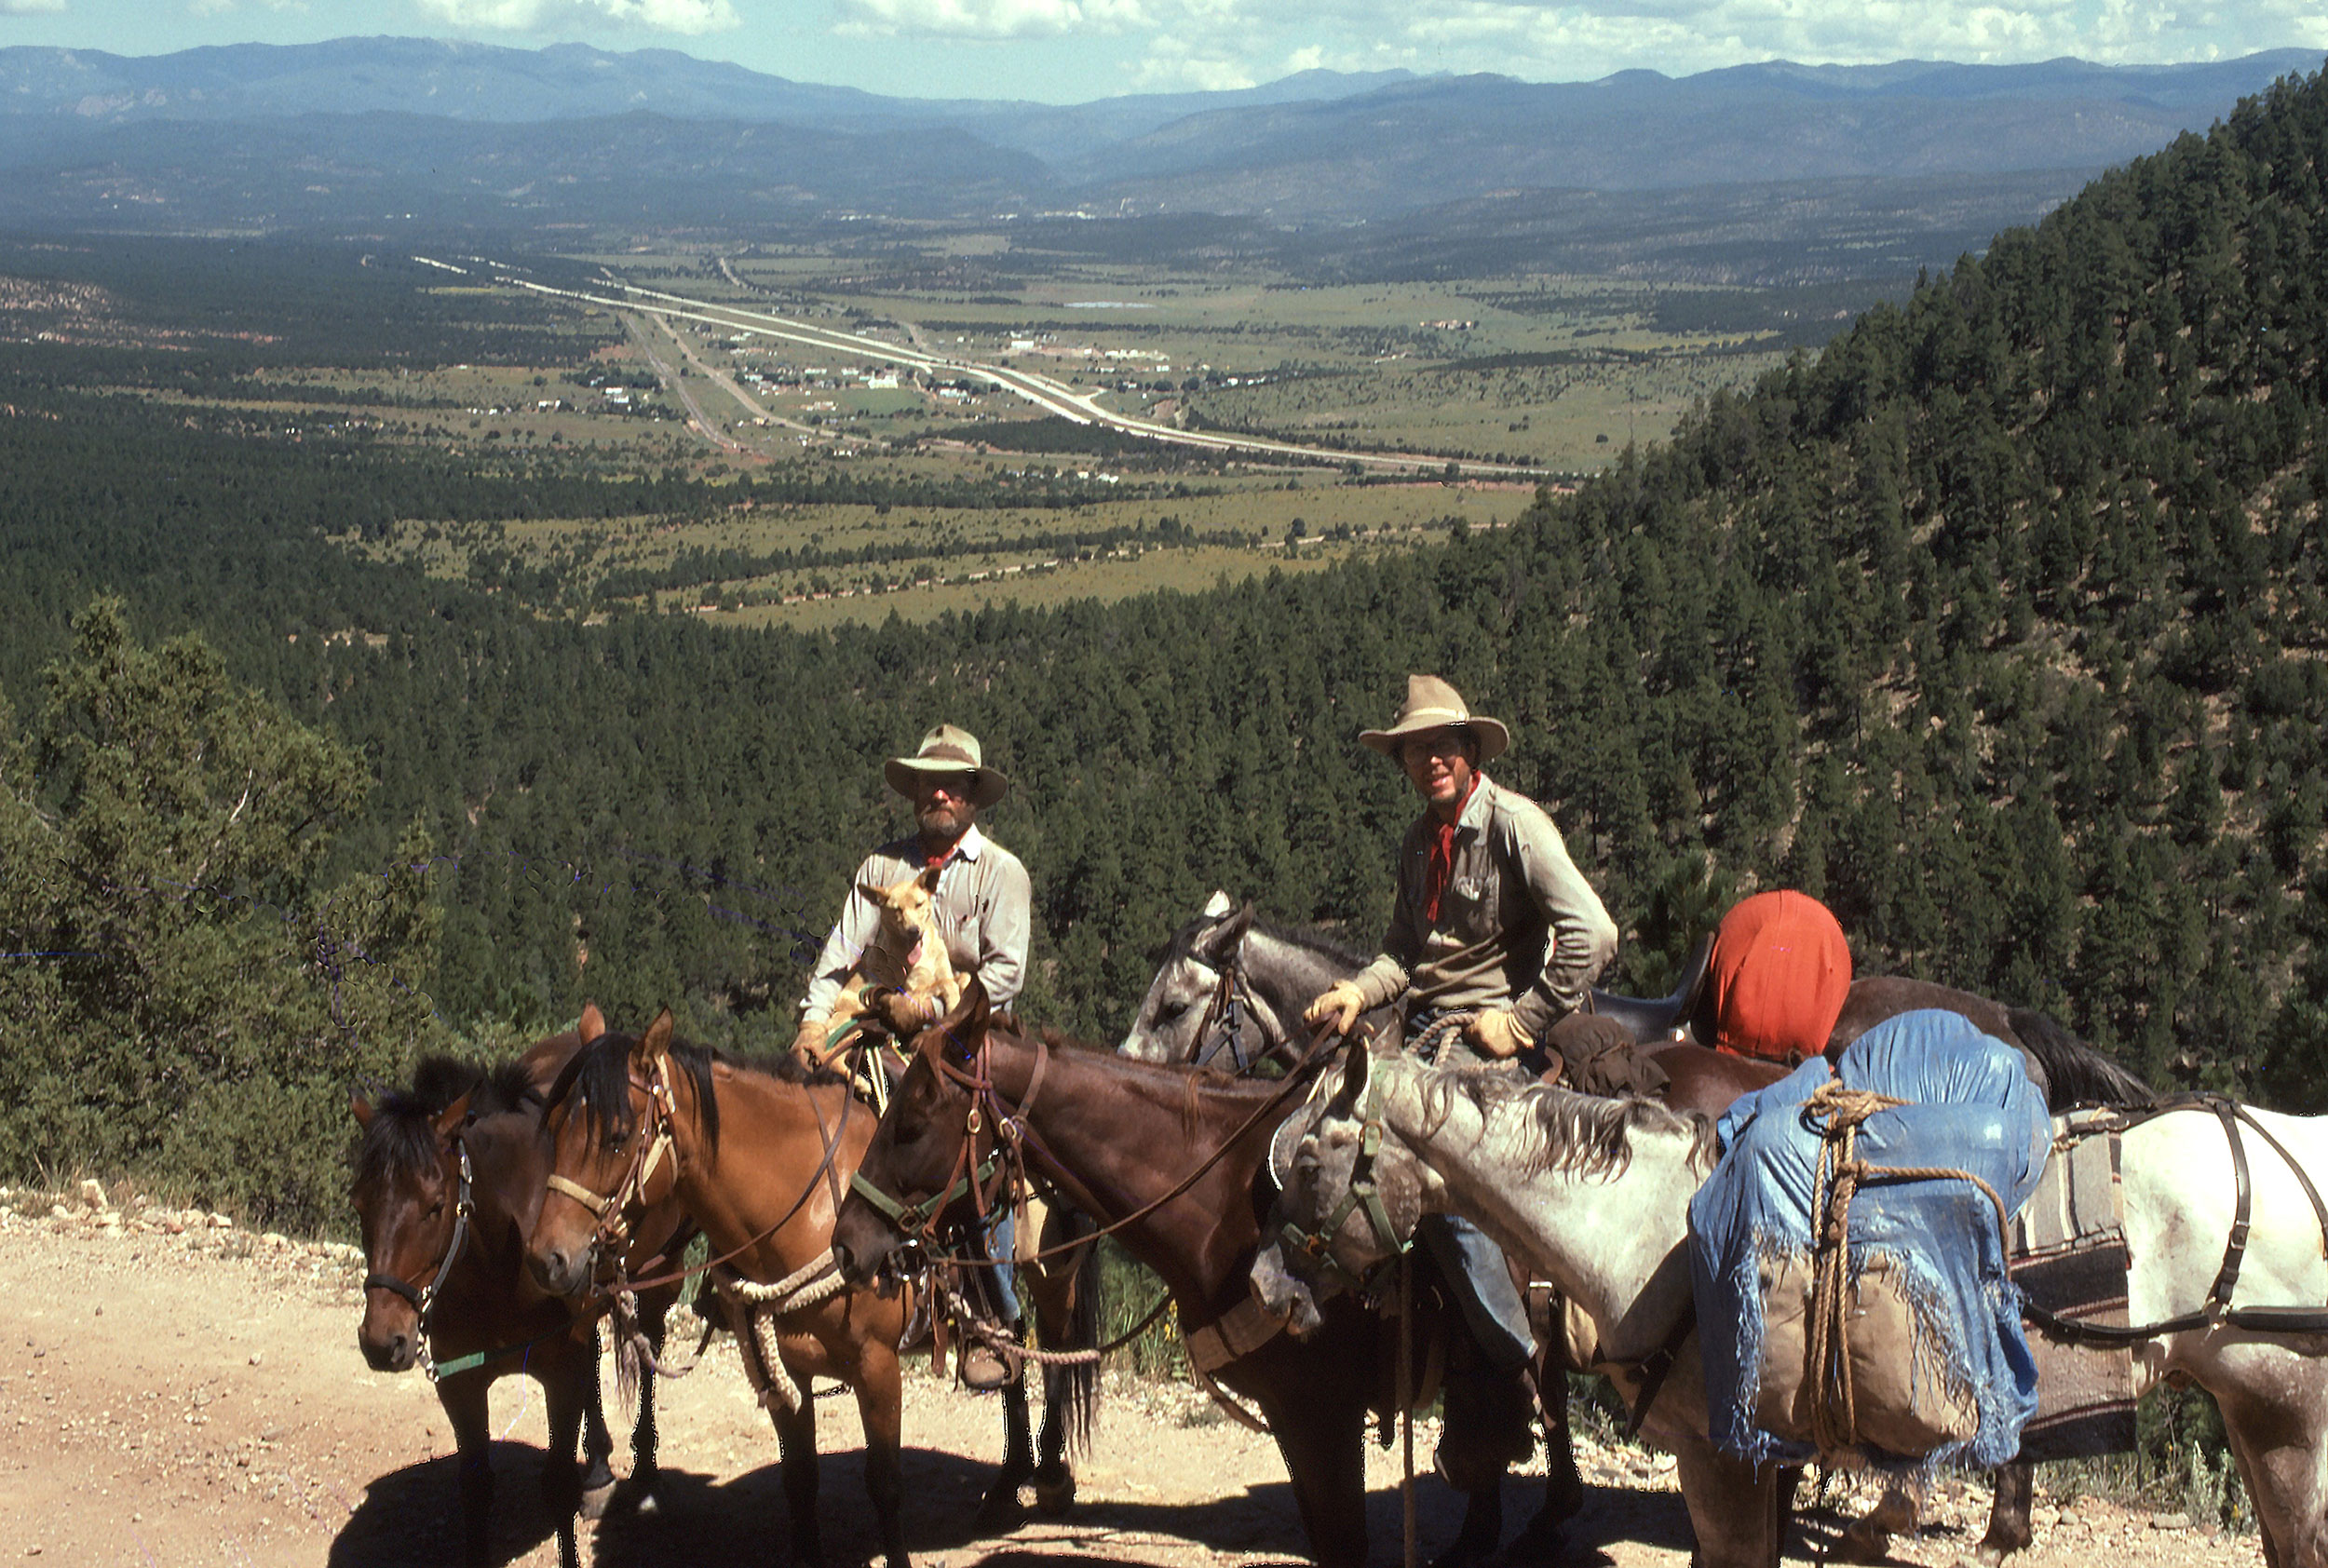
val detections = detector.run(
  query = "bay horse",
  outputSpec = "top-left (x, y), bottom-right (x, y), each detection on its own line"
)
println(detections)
top-left (1257, 1040), bottom-right (2328, 1568)
top-left (834, 981), bottom-right (1532, 1568)
top-left (349, 1008), bottom-right (687, 1568)
top-left (522, 1010), bottom-right (1102, 1568)
top-left (1123, 893), bottom-right (2152, 1561)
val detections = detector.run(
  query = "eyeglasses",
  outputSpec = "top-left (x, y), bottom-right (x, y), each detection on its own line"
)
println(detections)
top-left (1400, 730), bottom-right (1471, 764)
top-left (918, 771), bottom-right (978, 800)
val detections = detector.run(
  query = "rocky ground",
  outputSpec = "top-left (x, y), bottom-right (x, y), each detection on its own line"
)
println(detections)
top-left (0, 1182), bottom-right (2261, 1567)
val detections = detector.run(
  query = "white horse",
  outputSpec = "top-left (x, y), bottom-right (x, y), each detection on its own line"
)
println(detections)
top-left (1251, 1039), bottom-right (2328, 1568)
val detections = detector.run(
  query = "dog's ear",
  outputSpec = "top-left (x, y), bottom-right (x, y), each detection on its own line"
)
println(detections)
top-left (916, 862), bottom-right (944, 893)
top-left (858, 879), bottom-right (889, 905)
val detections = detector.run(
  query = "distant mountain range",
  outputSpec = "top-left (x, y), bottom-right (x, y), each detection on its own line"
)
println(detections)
top-left (0, 38), bottom-right (2319, 236)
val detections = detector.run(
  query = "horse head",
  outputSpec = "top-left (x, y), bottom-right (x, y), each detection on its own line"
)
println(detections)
top-left (527, 1007), bottom-right (707, 1300)
top-left (349, 1076), bottom-right (477, 1373)
top-left (1250, 1035), bottom-right (1428, 1336)
top-left (1118, 893), bottom-right (1252, 1063)
top-left (832, 979), bottom-right (997, 1291)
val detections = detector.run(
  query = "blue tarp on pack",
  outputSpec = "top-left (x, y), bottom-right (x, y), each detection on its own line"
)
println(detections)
top-left (1687, 1009), bottom-right (2052, 1468)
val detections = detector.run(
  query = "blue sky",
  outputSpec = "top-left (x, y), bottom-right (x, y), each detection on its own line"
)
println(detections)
top-left (3, 0), bottom-right (2324, 102)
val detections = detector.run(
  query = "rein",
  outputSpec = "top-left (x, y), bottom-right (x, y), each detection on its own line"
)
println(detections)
top-left (1274, 1063), bottom-right (1409, 1293)
top-left (364, 1136), bottom-right (476, 1385)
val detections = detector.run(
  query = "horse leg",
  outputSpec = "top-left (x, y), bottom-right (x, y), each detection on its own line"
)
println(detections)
top-left (539, 1358), bottom-right (588, 1568)
top-left (2214, 1366), bottom-right (2328, 1568)
top-left (1839, 1471), bottom-right (1924, 1562)
top-left (575, 1323), bottom-right (616, 1520)
top-left (1976, 1461), bottom-right (2036, 1564)
top-left (852, 1339), bottom-right (912, 1568)
top-left (975, 1336), bottom-right (1035, 1531)
top-left (771, 1379), bottom-right (823, 1568)
top-left (1672, 1436), bottom-right (1780, 1568)
top-left (439, 1376), bottom-right (496, 1568)
top-left (1031, 1209), bottom-right (1099, 1518)
top-left (1266, 1391), bottom-right (1370, 1568)
top-left (632, 1306), bottom-right (667, 1515)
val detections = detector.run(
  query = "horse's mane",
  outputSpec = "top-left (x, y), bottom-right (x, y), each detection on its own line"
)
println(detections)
top-left (1418, 1067), bottom-right (1715, 1180)
top-left (1162, 909), bottom-right (1368, 973)
top-left (2010, 1007), bottom-right (2155, 1110)
top-left (546, 1030), bottom-right (725, 1154)
top-left (353, 1054), bottom-right (538, 1192)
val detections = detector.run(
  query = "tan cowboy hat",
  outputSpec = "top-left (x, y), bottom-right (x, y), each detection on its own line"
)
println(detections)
top-left (884, 723), bottom-right (1011, 808)
top-left (1359, 674), bottom-right (1510, 763)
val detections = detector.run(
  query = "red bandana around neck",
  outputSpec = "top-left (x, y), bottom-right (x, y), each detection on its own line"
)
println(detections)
top-left (1421, 776), bottom-right (1482, 924)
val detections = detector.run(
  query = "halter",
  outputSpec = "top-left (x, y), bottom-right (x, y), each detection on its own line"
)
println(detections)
top-left (1191, 955), bottom-right (1257, 1075)
top-left (1275, 1064), bottom-right (1409, 1293)
top-left (364, 1136), bottom-right (476, 1384)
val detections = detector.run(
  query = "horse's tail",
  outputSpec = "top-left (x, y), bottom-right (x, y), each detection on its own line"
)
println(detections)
top-left (1054, 1209), bottom-right (1103, 1458)
top-left (2010, 1007), bottom-right (2154, 1111)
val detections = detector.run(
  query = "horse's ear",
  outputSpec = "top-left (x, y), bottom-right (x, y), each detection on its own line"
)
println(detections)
top-left (1199, 899), bottom-right (1254, 962)
top-left (1200, 889), bottom-right (1234, 919)
top-left (936, 976), bottom-right (989, 1061)
top-left (578, 1001), bottom-right (606, 1042)
top-left (350, 1090), bottom-right (374, 1129)
top-left (433, 1088), bottom-right (474, 1137)
top-left (638, 1007), bottom-right (675, 1074)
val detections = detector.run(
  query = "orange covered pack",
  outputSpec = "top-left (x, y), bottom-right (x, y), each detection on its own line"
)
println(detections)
top-left (1707, 890), bottom-right (1852, 1064)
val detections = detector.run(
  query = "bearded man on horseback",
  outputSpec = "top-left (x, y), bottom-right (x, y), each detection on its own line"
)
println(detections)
top-left (1305, 674), bottom-right (1619, 1379)
top-left (791, 722), bottom-right (1033, 1387)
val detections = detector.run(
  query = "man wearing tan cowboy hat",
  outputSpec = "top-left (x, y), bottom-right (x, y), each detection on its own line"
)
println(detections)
top-left (792, 722), bottom-right (1033, 1388)
top-left (792, 723), bottom-right (1032, 1054)
top-left (1304, 674), bottom-right (1617, 1381)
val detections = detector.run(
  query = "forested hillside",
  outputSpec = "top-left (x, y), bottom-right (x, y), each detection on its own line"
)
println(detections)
top-left (4, 66), bottom-right (2327, 1228)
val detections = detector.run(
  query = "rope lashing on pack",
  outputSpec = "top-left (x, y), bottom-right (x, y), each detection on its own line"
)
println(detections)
top-left (1802, 1079), bottom-right (2011, 1456)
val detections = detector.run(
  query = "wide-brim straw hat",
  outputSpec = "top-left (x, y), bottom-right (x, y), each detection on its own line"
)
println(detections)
top-left (884, 723), bottom-right (1011, 809)
top-left (1359, 675), bottom-right (1510, 764)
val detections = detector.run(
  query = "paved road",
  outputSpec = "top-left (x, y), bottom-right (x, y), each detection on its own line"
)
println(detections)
top-left (435, 255), bottom-right (1539, 478)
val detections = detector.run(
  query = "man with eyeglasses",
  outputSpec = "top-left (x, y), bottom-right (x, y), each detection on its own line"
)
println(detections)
top-left (1304, 674), bottom-right (1618, 1483)
top-left (792, 723), bottom-right (1033, 1387)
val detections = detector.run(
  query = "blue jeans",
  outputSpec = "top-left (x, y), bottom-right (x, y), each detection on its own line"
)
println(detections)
top-left (981, 1208), bottom-right (1019, 1323)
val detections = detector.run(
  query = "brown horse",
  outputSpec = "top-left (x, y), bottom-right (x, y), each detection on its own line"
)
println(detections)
top-left (835, 982), bottom-right (1536, 1568)
top-left (526, 1009), bottom-right (918, 1568)
top-left (349, 1009), bottom-right (689, 1568)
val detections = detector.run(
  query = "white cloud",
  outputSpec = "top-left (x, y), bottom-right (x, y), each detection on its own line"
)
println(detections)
top-left (1135, 34), bottom-right (1258, 87)
top-left (415, 0), bottom-right (740, 34)
top-left (834, 0), bottom-right (1149, 38)
top-left (0, 0), bottom-right (68, 13)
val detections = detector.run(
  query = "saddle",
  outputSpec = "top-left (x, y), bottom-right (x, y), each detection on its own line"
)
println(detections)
top-left (1584, 932), bottom-right (1714, 1044)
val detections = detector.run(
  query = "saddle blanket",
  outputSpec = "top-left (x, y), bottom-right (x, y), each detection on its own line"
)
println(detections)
top-left (1689, 1010), bottom-right (2052, 1469)
top-left (2010, 1111), bottom-right (2137, 1461)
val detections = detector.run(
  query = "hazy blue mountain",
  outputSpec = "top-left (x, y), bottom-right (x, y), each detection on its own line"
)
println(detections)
top-left (0, 38), bottom-right (2317, 231)
top-left (1070, 52), bottom-right (2326, 215)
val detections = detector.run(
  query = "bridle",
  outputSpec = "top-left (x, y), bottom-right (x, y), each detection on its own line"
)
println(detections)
top-left (364, 1135), bottom-right (476, 1384)
top-left (541, 1056), bottom-right (681, 1269)
top-left (848, 1028), bottom-right (1042, 1250)
top-left (1272, 1062), bottom-right (1410, 1296)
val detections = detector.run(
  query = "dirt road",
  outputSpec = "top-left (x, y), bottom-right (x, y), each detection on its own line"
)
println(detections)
top-left (0, 1189), bottom-right (2255, 1567)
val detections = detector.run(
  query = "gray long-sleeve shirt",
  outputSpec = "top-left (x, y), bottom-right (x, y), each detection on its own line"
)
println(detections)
top-left (799, 824), bottom-right (1032, 1020)
top-left (1352, 773), bottom-right (1617, 1041)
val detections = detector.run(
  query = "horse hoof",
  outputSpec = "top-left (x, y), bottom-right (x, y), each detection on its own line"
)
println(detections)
top-left (1033, 1473), bottom-right (1076, 1516)
top-left (634, 1490), bottom-right (659, 1518)
top-left (1496, 1507), bottom-right (1566, 1563)
top-left (972, 1485), bottom-right (1029, 1534)
top-left (1976, 1546), bottom-right (2016, 1567)
top-left (579, 1479), bottom-right (617, 1521)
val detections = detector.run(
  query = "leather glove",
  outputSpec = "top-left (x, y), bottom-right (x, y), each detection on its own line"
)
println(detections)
top-left (874, 988), bottom-right (939, 1035)
top-left (1465, 1008), bottom-right (1536, 1061)
top-left (792, 1015), bottom-right (837, 1065)
top-left (1304, 981), bottom-right (1367, 1036)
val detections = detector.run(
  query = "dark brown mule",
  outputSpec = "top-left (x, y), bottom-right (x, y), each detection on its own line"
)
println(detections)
top-left (526, 1009), bottom-right (917, 1568)
top-left (349, 1008), bottom-right (689, 1568)
top-left (834, 983), bottom-right (1528, 1568)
